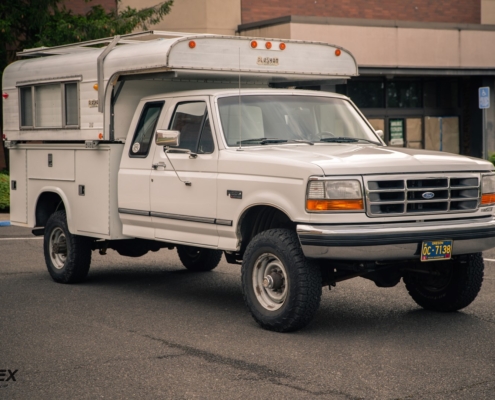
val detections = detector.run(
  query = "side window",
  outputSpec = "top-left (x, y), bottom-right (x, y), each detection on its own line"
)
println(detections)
top-left (169, 101), bottom-right (215, 154)
top-left (198, 113), bottom-right (214, 154)
top-left (19, 82), bottom-right (79, 129)
top-left (129, 101), bottom-right (164, 158)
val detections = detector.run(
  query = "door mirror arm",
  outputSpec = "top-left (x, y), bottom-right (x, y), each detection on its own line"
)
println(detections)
top-left (163, 147), bottom-right (193, 186)
top-left (165, 147), bottom-right (198, 159)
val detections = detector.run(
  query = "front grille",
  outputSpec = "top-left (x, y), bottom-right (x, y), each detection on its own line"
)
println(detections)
top-left (364, 174), bottom-right (480, 217)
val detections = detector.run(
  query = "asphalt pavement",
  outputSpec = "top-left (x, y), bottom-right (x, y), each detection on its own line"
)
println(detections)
top-left (1, 222), bottom-right (495, 399)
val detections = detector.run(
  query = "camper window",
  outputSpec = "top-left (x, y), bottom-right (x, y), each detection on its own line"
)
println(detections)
top-left (19, 82), bottom-right (79, 129)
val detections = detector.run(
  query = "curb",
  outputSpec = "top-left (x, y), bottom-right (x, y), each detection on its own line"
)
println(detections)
top-left (0, 221), bottom-right (11, 226)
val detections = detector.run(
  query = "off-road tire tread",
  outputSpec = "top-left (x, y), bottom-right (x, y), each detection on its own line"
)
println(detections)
top-left (43, 210), bottom-right (92, 284)
top-left (241, 229), bottom-right (322, 332)
top-left (177, 246), bottom-right (223, 272)
top-left (404, 253), bottom-right (484, 312)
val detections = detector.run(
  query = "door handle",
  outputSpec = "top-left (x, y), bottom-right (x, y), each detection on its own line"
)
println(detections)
top-left (152, 162), bottom-right (166, 171)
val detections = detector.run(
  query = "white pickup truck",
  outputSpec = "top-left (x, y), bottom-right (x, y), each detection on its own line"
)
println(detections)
top-left (4, 32), bottom-right (495, 332)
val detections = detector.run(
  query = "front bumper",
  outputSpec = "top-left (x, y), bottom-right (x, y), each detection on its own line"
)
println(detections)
top-left (297, 216), bottom-right (495, 261)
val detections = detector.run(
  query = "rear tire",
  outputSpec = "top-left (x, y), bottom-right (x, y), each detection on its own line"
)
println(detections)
top-left (177, 245), bottom-right (222, 272)
top-left (43, 210), bottom-right (92, 283)
top-left (403, 253), bottom-right (484, 312)
top-left (241, 229), bottom-right (322, 332)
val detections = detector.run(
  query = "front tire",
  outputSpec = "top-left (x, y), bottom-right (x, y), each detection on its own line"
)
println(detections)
top-left (176, 245), bottom-right (222, 272)
top-left (241, 229), bottom-right (322, 332)
top-left (43, 210), bottom-right (92, 283)
top-left (403, 253), bottom-right (484, 312)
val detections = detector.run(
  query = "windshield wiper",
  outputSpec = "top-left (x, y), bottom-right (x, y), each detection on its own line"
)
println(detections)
top-left (237, 137), bottom-right (288, 145)
top-left (236, 138), bottom-right (315, 145)
top-left (319, 137), bottom-right (381, 145)
top-left (287, 139), bottom-right (314, 145)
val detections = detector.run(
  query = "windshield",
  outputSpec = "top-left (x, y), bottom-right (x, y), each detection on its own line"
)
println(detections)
top-left (217, 95), bottom-right (379, 146)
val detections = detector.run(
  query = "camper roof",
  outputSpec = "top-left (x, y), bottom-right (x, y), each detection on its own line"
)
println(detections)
top-left (7, 31), bottom-right (358, 88)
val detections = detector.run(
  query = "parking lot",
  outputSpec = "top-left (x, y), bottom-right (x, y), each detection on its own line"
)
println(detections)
top-left (2, 222), bottom-right (495, 399)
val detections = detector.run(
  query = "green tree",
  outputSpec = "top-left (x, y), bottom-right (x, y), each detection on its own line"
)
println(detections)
top-left (0, 0), bottom-right (173, 171)
top-left (0, 0), bottom-right (174, 71)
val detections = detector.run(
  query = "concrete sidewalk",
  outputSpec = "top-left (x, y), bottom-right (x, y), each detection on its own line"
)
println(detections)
top-left (0, 213), bottom-right (10, 222)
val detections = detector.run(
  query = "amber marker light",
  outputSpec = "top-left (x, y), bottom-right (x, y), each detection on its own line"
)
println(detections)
top-left (98, 133), bottom-right (103, 140)
top-left (335, 49), bottom-right (341, 56)
top-left (265, 41), bottom-right (272, 49)
top-left (481, 193), bottom-right (495, 205)
top-left (93, 84), bottom-right (98, 91)
top-left (306, 199), bottom-right (364, 211)
top-left (482, 175), bottom-right (495, 205)
top-left (251, 40), bottom-right (258, 48)
top-left (188, 41), bottom-right (196, 49)
top-left (279, 43), bottom-right (286, 50)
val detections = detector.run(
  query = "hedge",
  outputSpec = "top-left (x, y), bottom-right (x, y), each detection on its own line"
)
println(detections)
top-left (0, 172), bottom-right (9, 210)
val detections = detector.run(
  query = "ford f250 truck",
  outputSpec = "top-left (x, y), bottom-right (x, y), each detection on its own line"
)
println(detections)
top-left (4, 32), bottom-right (495, 332)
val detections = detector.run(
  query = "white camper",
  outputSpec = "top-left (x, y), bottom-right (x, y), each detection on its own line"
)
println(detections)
top-left (3, 31), bottom-right (495, 332)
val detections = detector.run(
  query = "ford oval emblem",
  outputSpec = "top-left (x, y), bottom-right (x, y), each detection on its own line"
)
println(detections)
top-left (422, 192), bottom-right (435, 199)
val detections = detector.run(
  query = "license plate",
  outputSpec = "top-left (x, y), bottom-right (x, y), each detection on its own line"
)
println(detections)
top-left (421, 240), bottom-right (453, 262)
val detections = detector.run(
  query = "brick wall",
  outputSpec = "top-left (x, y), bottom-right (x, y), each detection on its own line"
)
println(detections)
top-left (62, 0), bottom-right (117, 15)
top-left (241, 0), bottom-right (481, 25)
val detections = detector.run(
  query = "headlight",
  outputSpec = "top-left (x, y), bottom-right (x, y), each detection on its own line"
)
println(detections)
top-left (306, 180), bottom-right (364, 211)
top-left (481, 175), bottom-right (495, 205)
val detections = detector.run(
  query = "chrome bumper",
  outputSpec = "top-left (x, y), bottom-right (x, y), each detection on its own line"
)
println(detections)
top-left (297, 217), bottom-right (495, 261)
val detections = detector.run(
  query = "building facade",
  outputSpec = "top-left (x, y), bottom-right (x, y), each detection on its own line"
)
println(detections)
top-left (120, 0), bottom-right (495, 159)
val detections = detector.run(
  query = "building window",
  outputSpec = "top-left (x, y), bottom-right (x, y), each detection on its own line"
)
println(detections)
top-left (386, 80), bottom-right (422, 108)
top-left (346, 80), bottom-right (385, 108)
top-left (19, 82), bottom-right (79, 129)
top-left (424, 79), bottom-right (459, 109)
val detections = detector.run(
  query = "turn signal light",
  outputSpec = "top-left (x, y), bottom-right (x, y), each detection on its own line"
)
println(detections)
top-left (335, 49), bottom-right (341, 57)
top-left (189, 41), bottom-right (196, 49)
top-left (306, 199), bottom-right (364, 211)
top-left (251, 40), bottom-right (258, 48)
top-left (481, 193), bottom-right (495, 205)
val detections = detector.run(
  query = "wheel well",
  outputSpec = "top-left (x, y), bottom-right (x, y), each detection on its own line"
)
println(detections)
top-left (35, 192), bottom-right (65, 227)
top-left (238, 206), bottom-right (295, 255)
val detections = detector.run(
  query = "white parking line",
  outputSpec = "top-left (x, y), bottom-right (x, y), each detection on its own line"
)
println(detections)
top-left (0, 237), bottom-right (43, 241)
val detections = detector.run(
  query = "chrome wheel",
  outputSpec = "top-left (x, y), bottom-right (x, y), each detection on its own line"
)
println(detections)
top-left (49, 227), bottom-right (67, 270)
top-left (252, 253), bottom-right (288, 311)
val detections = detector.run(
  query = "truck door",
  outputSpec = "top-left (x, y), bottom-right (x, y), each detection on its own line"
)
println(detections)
top-left (118, 101), bottom-right (166, 239)
top-left (150, 98), bottom-right (219, 247)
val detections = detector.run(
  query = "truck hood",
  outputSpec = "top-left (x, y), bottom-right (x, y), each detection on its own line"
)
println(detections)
top-left (238, 144), bottom-right (493, 175)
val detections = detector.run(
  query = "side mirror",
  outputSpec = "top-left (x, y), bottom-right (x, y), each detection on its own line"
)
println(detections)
top-left (375, 129), bottom-right (384, 140)
top-left (155, 130), bottom-right (181, 147)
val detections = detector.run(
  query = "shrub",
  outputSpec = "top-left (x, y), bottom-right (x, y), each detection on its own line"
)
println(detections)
top-left (0, 172), bottom-right (9, 210)
top-left (489, 153), bottom-right (495, 167)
